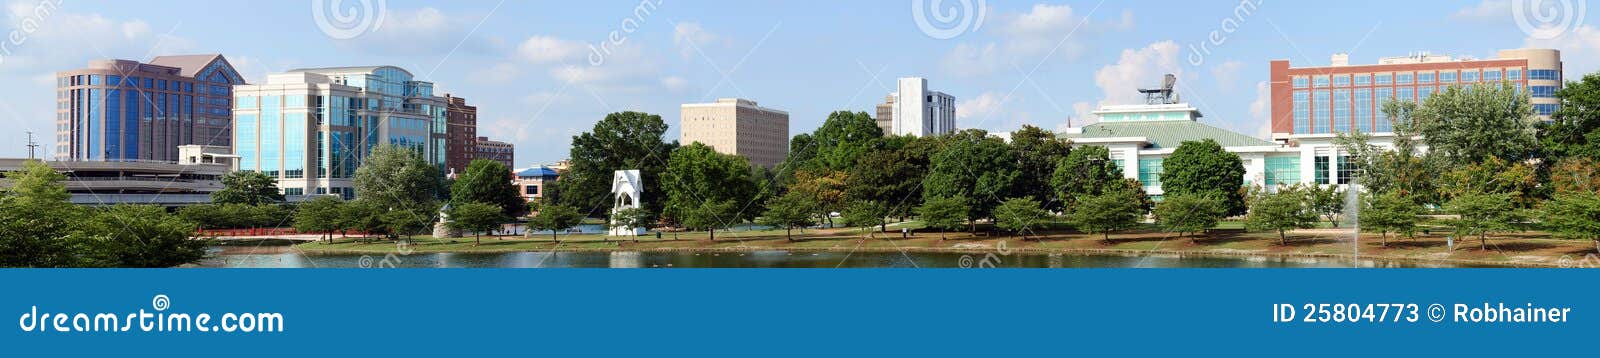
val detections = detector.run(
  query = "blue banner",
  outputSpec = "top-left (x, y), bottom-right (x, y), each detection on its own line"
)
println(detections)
top-left (2, 269), bottom-right (1593, 356)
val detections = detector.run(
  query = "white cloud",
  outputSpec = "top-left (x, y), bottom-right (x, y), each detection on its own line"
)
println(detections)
top-left (340, 7), bottom-right (500, 56)
top-left (1452, 0), bottom-right (1510, 21)
top-left (941, 4), bottom-right (1127, 77)
top-left (1210, 59), bottom-right (1245, 91)
top-left (1249, 80), bottom-right (1272, 139)
top-left (466, 62), bottom-right (526, 85)
top-left (672, 22), bottom-right (722, 59)
top-left (957, 91), bottom-right (1008, 120)
top-left (1064, 41), bottom-right (1184, 126)
top-left (1526, 24), bottom-right (1600, 77)
top-left (660, 76), bottom-right (690, 93)
top-left (517, 35), bottom-right (586, 64)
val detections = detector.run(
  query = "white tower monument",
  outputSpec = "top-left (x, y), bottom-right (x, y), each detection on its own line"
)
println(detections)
top-left (609, 170), bottom-right (645, 236)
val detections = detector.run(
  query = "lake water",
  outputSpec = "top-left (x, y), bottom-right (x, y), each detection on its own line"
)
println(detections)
top-left (200, 246), bottom-right (1470, 268)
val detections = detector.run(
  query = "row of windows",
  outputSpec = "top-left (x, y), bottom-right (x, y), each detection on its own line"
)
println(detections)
top-left (62, 75), bottom-right (196, 93)
top-left (1291, 82), bottom-right (1550, 134)
top-left (1294, 68), bottom-right (1533, 88)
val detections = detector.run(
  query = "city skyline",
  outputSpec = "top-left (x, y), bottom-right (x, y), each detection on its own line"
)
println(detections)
top-left (1, 0), bottom-right (1596, 166)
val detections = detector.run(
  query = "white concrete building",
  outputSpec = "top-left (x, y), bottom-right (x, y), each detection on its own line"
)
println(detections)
top-left (888, 77), bottom-right (956, 137)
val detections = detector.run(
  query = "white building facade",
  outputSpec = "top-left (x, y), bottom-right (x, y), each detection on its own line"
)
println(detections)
top-left (889, 77), bottom-right (956, 137)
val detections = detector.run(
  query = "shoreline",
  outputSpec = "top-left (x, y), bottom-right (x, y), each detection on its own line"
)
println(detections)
top-left (286, 241), bottom-right (1563, 268)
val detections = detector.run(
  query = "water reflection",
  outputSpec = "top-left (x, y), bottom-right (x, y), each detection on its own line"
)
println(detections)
top-left (203, 247), bottom-right (1474, 268)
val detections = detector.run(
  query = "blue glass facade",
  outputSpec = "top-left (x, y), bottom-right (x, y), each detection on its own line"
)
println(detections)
top-left (55, 56), bottom-right (242, 162)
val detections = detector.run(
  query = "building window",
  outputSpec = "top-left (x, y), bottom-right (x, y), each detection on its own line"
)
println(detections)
top-left (1507, 69), bottom-right (1523, 81)
top-left (1418, 72), bottom-right (1435, 84)
top-left (1333, 75), bottom-right (1350, 87)
top-left (1312, 90), bottom-right (1330, 133)
top-left (1139, 158), bottom-right (1163, 190)
top-left (1353, 74), bottom-right (1371, 86)
top-left (1484, 70), bottom-right (1502, 82)
top-left (1419, 86), bottom-right (1434, 101)
top-left (1265, 156), bottom-right (1301, 187)
top-left (1439, 71), bottom-right (1456, 83)
top-left (1397, 72), bottom-right (1413, 85)
top-left (1398, 87), bottom-right (1414, 103)
top-left (1529, 69), bottom-right (1560, 80)
top-left (1292, 77), bottom-right (1309, 88)
top-left (1292, 90), bottom-right (1310, 134)
top-left (1333, 90), bottom-right (1351, 132)
top-left (1314, 156), bottom-right (1330, 185)
top-left (1535, 104), bottom-right (1559, 115)
top-left (1354, 88), bottom-right (1373, 132)
top-left (1531, 85), bottom-right (1558, 98)
top-left (1376, 87), bottom-right (1393, 132)
top-left (1461, 70), bottom-right (1479, 83)
top-left (525, 185), bottom-right (539, 195)
top-left (1375, 73), bottom-right (1392, 85)
top-left (1337, 156), bottom-right (1356, 185)
top-left (1313, 75), bottom-right (1330, 88)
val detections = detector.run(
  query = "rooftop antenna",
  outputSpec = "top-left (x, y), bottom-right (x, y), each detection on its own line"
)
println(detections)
top-left (1138, 74), bottom-right (1178, 105)
top-left (25, 131), bottom-right (39, 160)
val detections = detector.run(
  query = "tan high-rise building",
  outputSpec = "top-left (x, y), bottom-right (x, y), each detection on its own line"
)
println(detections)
top-left (680, 98), bottom-right (789, 168)
top-left (874, 95), bottom-right (894, 135)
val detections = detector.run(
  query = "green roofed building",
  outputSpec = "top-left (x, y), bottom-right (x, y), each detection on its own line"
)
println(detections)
top-left (1059, 102), bottom-right (1306, 201)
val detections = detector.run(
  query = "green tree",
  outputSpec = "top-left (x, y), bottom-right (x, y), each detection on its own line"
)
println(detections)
top-left (1444, 192), bottom-right (1524, 250)
top-left (1538, 72), bottom-right (1600, 161)
top-left (758, 191), bottom-right (817, 242)
top-left (845, 136), bottom-right (930, 226)
top-left (293, 196), bottom-right (344, 243)
top-left (1050, 145), bottom-right (1121, 210)
top-left (212, 171), bottom-right (284, 206)
top-left (1550, 157), bottom-right (1600, 195)
top-left (447, 201), bottom-right (509, 245)
top-left (841, 200), bottom-right (887, 239)
top-left (529, 203), bottom-right (583, 242)
top-left (76, 205), bottom-right (210, 268)
top-left (993, 197), bottom-right (1050, 240)
top-left (0, 160), bottom-right (82, 267)
top-left (677, 199), bottom-right (738, 241)
top-left (340, 200), bottom-right (388, 239)
top-left (804, 111), bottom-right (883, 172)
top-left (1069, 190), bottom-right (1143, 242)
top-left (608, 207), bottom-right (655, 238)
top-left (790, 169), bottom-right (848, 228)
top-left (451, 159), bottom-right (526, 217)
top-left (1439, 157), bottom-right (1540, 208)
top-left (1299, 184), bottom-right (1345, 228)
top-left (558, 111), bottom-right (676, 219)
top-left (1246, 188), bottom-right (1318, 245)
top-left (1415, 83), bottom-right (1538, 166)
top-left (662, 142), bottom-right (759, 228)
top-left (923, 129), bottom-right (1018, 231)
top-left (916, 196), bottom-right (969, 240)
top-left (1162, 139), bottom-right (1247, 215)
top-left (1009, 125), bottom-right (1072, 212)
top-left (381, 205), bottom-right (435, 240)
top-left (354, 144), bottom-right (444, 214)
top-left (1153, 193), bottom-right (1225, 240)
top-left (1542, 192), bottom-right (1600, 253)
top-left (1361, 191), bottom-right (1421, 246)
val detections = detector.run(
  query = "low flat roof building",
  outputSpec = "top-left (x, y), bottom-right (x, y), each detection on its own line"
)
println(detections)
top-left (0, 145), bottom-right (234, 207)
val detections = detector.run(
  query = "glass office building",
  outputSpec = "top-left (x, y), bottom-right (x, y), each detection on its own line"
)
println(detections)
top-left (232, 66), bottom-right (448, 199)
top-left (55, 55), bottom-right (245, 162)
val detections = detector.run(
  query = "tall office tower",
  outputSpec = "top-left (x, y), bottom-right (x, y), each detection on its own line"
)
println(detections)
top-left (874, 94), bottom-right (894, 135)
top-left (889, 77), bottom-right (956, 137)
top-left (55, 54), bottom-right (245, 162)
top-left (1269, 48), bottom-right (1562, 138)
top-left (679, 98), bottom-right (790, 168)
top-left (232, 66), bottom-right (448, 199)
top-left (444, 94), bottom-right (478, 175)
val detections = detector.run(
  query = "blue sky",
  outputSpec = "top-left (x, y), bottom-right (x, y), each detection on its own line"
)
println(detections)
top-left (1, 0), bottom-right (1596, 165)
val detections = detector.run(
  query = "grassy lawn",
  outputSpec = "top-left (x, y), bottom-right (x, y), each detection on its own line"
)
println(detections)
top-left (293, 221), bottom-right (1598, 267)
